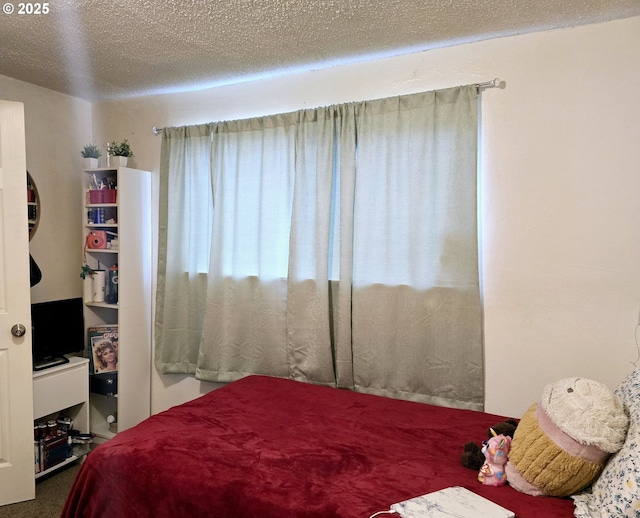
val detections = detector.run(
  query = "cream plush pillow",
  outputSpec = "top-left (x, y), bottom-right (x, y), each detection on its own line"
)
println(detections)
top-left (573, 366), bottom-right (640, 517)
top-left (506, 377), bottom-right (628, 497)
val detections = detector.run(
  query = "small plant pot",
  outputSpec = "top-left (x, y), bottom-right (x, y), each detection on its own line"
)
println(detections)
top-left (83, 157), bottom-right (99, 169)
top-left (110, 156), bottom-right (128, 168)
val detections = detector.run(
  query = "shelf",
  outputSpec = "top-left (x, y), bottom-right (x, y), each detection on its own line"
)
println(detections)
top-left (33, 357), bottom-right (90, 479)
top-left (85, 249), bottom-right (119, 254)
top-left (35, 455), bottom-right (82, 480)
top-left (83, 166), bottom-right (151, 438)
top-left (33, 357), bottom-right (89, 419)
top-left (85, 301), bottom-right (118, 310)
top-left (90, 420), bottom-right (116, 442)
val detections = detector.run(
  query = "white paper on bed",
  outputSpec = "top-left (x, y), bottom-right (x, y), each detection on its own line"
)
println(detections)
top-left (390, 486), bottom-right (515, 518)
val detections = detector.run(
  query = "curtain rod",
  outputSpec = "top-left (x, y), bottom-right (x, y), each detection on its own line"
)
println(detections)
top-left (151, 78), bottom-right (501, 135)
top-left (475, 78), bottom-right (501, 90)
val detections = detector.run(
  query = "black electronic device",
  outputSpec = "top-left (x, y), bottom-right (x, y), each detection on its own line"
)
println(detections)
top-left (90, 372), bottom-right (118, 396)
top-left (31, 297), bottom-right (85, 371)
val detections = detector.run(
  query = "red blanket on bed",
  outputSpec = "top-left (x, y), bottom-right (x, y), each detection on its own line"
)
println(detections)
top-left (62, 375), bottom-right (574, 517)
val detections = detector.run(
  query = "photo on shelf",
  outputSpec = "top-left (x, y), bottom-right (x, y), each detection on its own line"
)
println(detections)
top-left (88, 325), bottom-right (119, 374)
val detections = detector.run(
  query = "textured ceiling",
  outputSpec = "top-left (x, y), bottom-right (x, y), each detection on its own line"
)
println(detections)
top-left (1, 0), bottom-right (638, 102)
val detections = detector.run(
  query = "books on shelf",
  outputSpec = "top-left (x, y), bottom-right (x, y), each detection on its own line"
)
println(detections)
top-left (34, 432), bottom-right (69, 474)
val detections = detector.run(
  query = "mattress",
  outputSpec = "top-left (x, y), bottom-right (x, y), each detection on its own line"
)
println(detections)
top-left (61, 375), bottom-right (575, 517)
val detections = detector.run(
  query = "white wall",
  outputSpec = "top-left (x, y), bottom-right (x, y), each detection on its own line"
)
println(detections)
top-left (94, 16), bottom-right (640, 418)
top-left (0, 77), bottom-right (92, 304)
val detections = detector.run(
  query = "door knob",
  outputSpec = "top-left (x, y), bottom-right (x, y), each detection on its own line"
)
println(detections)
top-left (11, 324), bottom-right (26, 337)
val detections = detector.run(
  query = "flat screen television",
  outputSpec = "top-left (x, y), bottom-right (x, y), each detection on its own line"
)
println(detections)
top-left (31, 297), bottom-right (85, 371)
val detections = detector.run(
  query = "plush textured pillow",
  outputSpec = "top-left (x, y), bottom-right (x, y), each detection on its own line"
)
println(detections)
top-left (573, 367), bottom-right (640, 517)
top-left (506, 377), bottom-right (628, 497)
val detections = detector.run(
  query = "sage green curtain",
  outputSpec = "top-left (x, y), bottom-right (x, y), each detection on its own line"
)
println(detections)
top-left (196, 113), bottom-right (301, 382)
top-left (155, 123), bottom-right (213, 374)
top-left (348, 87), bottom-right (482, 408)
top-left (155, 85), bottom-right (483, 409)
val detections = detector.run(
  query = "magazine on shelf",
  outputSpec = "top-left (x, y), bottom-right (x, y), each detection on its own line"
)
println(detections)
top-left (87, 325), bottom-right (119, 374)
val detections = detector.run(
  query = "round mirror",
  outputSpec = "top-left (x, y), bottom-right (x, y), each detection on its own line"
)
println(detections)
top-left (27, 172), bottom-right (40, 240)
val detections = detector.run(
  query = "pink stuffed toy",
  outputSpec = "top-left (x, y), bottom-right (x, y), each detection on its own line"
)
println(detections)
top-left (477, 432), bottom-right (511, 487)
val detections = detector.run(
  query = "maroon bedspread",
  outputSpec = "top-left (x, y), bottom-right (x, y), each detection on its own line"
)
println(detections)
top-left (62, 375), bottom-right (574, 517)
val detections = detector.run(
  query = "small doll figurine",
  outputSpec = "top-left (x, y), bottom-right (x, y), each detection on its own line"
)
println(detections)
top-left (478, 430), bottom-right (511, 487)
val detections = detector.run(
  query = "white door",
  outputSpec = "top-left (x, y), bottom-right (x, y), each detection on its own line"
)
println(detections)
top-left (0, 101), bottom-right (35, 505)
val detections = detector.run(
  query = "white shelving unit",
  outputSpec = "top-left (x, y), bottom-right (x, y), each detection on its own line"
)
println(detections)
top-left (33, 356), bottom-right (89, 478)
top-left (82, 166), bottom-right (152, 441)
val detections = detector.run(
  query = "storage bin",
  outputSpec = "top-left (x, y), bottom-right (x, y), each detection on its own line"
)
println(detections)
top-left (88, 190), bottom-right (117, 204)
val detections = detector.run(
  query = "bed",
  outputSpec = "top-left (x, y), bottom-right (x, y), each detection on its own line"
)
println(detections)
top-left (61, 375), bottom-right (576, 517)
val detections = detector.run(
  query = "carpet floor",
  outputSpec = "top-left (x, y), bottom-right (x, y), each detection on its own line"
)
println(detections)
top-left (0, 460), bottom-right (80, 518)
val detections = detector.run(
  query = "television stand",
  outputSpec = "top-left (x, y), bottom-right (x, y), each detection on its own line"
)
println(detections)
top-left (33, 355), bottom-right (70, 371)
top-left (33, 356), bottom-right (90, 478)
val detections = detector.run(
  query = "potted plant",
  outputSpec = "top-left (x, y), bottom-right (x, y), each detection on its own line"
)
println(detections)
top-left (107, 139), bottom-right (133, 167)
top-left (81, 143), bottom-right (102, 169)
top-left (80, 264), bottom-right (95, 302)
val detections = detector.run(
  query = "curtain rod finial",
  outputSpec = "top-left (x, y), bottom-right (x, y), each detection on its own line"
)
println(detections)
top-left (476, 78), bottom-right (505, 91)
